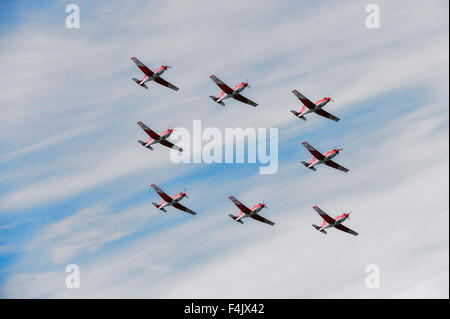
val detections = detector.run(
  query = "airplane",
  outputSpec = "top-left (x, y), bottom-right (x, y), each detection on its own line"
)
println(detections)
top-left (228, 196), bottom-right (274, 225)
top-left (150, 184), bottom-right (197, 215)
top-left (130, 57), bottom-right (179, 91)
top-left (209, 75), bottom-right (258, 107)
top-left (301, 141), bottom-right (349, 172)
top-left (290, 90), bottom-right (340, 121)
top-left (312, 205), bottom-right (358, 236)
top-left (137, 121), bottom-right (183, 152)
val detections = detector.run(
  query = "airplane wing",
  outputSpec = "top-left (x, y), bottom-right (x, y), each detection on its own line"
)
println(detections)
top-left (335, 224), bottom-right (359, 236)
top-left (210, 75), bottom-right (234, 94)
top-left (233, 94), bottom-right (258, 107)
top-left (312, 205), bottom-right (336, 225)
top-left (228, 196), bottom-right (252, 214)
top-left (251, 213), bottom-right (275, 226)
top-left (302, 142), bottom-right (325, 160)
top-left (292, 90), bottom-right (316, 109)
top-left (324, 160), bottom-right (349, 172)
top-left (172, 203), bottom-right (197, 215)
top-left (151, 184), bottom-right (173, 203)
top-left (160, 140), bottom-right (183, 152)
top-left (153, 76), bottom-right (179, 91)
top-left (131, 57), bottom-right (154, 77)
top-left (137, 121), bottom-right (160, 140)
top-left (314, 108), bottom-right (340, 122)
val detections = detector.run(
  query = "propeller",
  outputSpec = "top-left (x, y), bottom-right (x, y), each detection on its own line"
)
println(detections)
top-left (262, 199), bottom-right (268, 209)
top-left (183, 186), bottom-right (189, 199)
top-left (326, 92), bottom-right (334, 102)
top-left (348, 211), bottom-right (352, 220)
top-left (162, 60), bottom-right (171, 69)
top-left (334, 146), bottom-right (343, 153)
top-left (244, 78), bottom-right (251, 89)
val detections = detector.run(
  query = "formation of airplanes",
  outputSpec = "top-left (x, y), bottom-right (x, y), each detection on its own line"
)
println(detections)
top-left (129, 57), bottom-right (359, 235)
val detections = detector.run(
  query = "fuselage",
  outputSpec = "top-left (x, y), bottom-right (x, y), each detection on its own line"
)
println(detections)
top-left (157, 192), bottom-right (187, 209)
top-left (144, 129), bottom-right (174, 147)
top-left (216, 82), bottom-right (248, 103)
top-left (235, 203), bottom-right (265, 221)
top-left (139, 66), bottom-right (169, 85)
top-left (297, 97), bottom-right (331, 118)
top-left (319, 213), bottom-right (350, 231)
top-left (307, 148), bottom-right (341, 168)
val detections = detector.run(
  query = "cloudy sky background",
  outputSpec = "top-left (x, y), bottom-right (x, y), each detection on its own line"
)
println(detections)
top-left (0, 0), bottom-right (448, 298)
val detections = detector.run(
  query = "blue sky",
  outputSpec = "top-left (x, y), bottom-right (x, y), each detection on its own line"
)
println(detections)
top-left (0, 0), bottom-right (448, 298)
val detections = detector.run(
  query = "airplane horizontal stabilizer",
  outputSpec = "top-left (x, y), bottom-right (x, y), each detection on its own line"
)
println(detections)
top-left (138, 140), bottom-right (153, 150)
top-left (291, 110), bottom-right (306, 120)
top-left (301, 161), bottom-right (316, 171)
top-left (132, 78), bottom-right (148, 89)
top-left (210, 95), bottom-right (225, 106)
top-left (152, 202), bottom-right (167, 212)
top-left (229, 214), bottom-right (243, 224)
top-left (312, 224), bottom-right (327, 234)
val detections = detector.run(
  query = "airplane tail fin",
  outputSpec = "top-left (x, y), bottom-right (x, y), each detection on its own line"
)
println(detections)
top-left (152, 202), bottom-right (166, 212)
top-left (132, 78), bottom-right (148, 89)
top-left (138, 140), bottom-right (153, 150)
top-left (312, 224), bottom-right (327, 234)
top-left (228, 214), bottom-right (244, 224)
top-left (210, 95), bottom-right (225, 106)
top-left (291, 110), bottom-right (306, 120)
top-left (301, 161), bottom-right (316, 171)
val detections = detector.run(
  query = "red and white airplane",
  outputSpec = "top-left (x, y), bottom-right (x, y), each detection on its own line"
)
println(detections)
top-left (137, 121), bottom-right (183, 152)
top-left (291, 90), bottom-right (340, 121)
top-left (312, 205), bottom-right (358, 236)
top-left (150, 184), bottom-right (197, 215)
top-left (228, 196), bottom-right (274, 225)
top-left (209, 75), bottom-right (258, 107)
top-left (301, 141), bottom-right (349, 172)
top-left (131, 57), bottom-right (179, 91)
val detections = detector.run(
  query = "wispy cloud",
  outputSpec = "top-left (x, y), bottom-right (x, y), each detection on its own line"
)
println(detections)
top-left (0, 0), bottom-right (448, 298)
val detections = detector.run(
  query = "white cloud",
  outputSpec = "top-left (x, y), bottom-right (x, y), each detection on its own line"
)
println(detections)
top-left (0, 0), bottom-right (448, 298)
